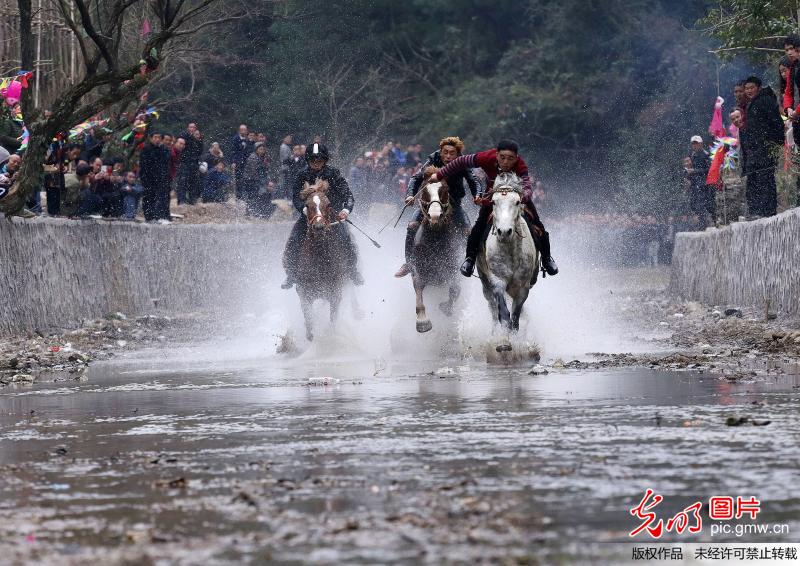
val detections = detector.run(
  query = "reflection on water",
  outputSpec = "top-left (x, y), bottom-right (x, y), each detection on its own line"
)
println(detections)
top-left (1, 351), bottom-right (799, 563)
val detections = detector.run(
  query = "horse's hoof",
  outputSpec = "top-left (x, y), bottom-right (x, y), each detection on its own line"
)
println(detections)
top-left (495, 343), bottom-right (512, 352)
top-left (438, 301), bottom-right (453, 317)
top-left (416, 320), bottom-right (433, 333)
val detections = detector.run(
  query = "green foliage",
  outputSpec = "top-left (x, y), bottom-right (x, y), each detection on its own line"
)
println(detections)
top-left (699, 0), bottom-right (797, 63)
top-left (150, 0), bottom-right (750, 215)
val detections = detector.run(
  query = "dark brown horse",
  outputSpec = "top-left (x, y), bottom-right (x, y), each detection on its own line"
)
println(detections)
top-left (409, 179), bottom-right (462, 332)
top-left (295, 180), bottom-right (350, 341)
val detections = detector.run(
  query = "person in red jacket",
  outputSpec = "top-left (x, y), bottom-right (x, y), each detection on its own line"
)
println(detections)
top-left (429, 139), bottom-right (558, 279)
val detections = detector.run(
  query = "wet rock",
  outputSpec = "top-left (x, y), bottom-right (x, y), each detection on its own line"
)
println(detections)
top-left (155, 476), bottom-right (187, 489)
top-left (528, 365), bottom-right (549, 376)
top-left (10, 373), bottom-right (35, 383)
top-left (232, 491), bottom-right (258, 508)
top-left (54, 446), bottom-right (68, 456)
top-left (724, 308), bottom-right (743, 317)
top-left (552, 359), bottom-right (565, 369)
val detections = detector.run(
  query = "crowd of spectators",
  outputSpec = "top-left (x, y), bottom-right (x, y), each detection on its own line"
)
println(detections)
top-left (681, 35), bottom-right (800, 230)
top-left (0, 118), bottom-right (451, 223)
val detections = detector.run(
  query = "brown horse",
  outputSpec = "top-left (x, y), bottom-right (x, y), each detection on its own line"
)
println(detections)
top-left (295, 180), bottom-right (350, 341)
top-left (409, 179), bottom-right (462, 333)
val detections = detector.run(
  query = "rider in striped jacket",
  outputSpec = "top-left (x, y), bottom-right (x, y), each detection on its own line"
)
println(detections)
top-left (429, 139), bottom-right (558, 280)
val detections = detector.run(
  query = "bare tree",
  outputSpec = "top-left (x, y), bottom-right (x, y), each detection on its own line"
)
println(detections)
top-left (1, 0), bottom-right (260, 215)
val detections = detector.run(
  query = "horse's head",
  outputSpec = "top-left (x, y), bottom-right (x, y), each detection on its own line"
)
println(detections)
top-left (491, 173), bottom-right (523, 242)
top-left (419, 181), bottom-right (450, 226)
top-left (301, 179), bottom-right (332, 232)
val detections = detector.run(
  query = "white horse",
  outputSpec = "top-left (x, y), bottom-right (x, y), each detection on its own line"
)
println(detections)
top-left (476, 173), bottom-right (539, 344)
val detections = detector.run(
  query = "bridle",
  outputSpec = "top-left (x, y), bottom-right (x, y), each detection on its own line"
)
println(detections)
top-left (416, 179), bottom-right (450, 223)
top-left (489, 186), bottom-right (525, 238)
top-left (305, 192), bottom-right (343, 232)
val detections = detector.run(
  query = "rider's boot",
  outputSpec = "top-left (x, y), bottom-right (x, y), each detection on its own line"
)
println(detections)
top-left (533, 230), bottom-right (559, 278)
top-left (460, 256), bottom-right (476, 277)
top-left (395, 225), bottom-right (416, 278)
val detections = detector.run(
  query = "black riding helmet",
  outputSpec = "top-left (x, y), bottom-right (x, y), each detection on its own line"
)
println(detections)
top-left (305, 142), bottom-right (329, 162)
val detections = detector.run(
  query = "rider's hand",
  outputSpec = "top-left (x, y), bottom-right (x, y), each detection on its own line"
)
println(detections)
top-left (338, 210), bottom-right (349, 221)
top-left (429, 173), bottom-right (438, 183)
top-left (474, 195), bottom-right (482, 205)
top-left (404, 195), bottom-right (414, 205)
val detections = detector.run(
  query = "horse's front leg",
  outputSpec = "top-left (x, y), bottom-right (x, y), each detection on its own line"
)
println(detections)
top-left (510, 285), bottom-right (531, 333)
top-left (439, 281), bottom-right (460, 317)
top-left (298, 288), bottom-right (314, 342)
top-left (330, 288), bottom-right (342, 326)
top-left (489, 275), bottom-right (512, 330)
top-left (413, 274), bottom-right (432, 333)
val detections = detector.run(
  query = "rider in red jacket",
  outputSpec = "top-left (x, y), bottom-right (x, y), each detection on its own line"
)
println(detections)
top-left (429, 139), bottom-right (558, 280)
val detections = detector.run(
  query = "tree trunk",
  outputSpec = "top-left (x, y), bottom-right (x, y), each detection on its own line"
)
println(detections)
top-left (0, 0), bottom-right (37, 216)
top-left (0, 131), bottom-right (48, 215)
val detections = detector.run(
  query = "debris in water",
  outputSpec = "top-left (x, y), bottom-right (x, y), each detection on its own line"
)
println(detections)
top-left (308, 377), bottom-right (339, 386)
top-left (155, 477), bottom-right (187, 489)
top-left (528, 365), bottom-right (549, 376)
top-left (232, 491), bottom-right (259, 508)
top-left (725, 416), bottom-right (771, 427)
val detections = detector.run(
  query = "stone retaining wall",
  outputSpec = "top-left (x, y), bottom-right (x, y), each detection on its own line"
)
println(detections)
top-left (0, 217), bottom-right (288, 335)
top-left (670, 208), bottom-right (800, 314)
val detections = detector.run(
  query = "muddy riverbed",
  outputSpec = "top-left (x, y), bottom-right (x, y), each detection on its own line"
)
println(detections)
top-left (1, 268), bottom-right (799, 564)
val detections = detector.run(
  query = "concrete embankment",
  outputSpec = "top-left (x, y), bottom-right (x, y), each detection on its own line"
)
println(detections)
top-left (670, 207), bottom-right (800, 315)
top-left (0, 217), bottom-right (288, 335)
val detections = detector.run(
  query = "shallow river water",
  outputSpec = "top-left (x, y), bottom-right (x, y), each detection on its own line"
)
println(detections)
top-left (1, 343), bottom-right (799, 564)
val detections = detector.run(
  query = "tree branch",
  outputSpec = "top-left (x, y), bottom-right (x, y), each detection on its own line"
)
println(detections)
top-left (73, 0), bottom-right (117, 71)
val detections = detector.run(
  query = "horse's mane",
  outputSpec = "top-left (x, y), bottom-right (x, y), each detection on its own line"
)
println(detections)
top-left (300, 179), bottom-right (330, 201)
top-left (494, 172), bottom-right (522, 193)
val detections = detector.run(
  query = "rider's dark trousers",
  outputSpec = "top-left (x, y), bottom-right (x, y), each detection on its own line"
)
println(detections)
top-left (283, 215), bottom-right (359, 278)
top-left (465, 202), bottom-right (549, 260)
top-left (404, 203), bottom-right (470, 263)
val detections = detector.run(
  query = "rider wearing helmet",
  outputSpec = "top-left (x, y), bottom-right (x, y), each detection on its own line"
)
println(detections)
top-left (280, 142), bottom-right (364, 289)
top-left (394, 136), bottom-right (481, 278)
top-left (428, 139), bottom-right (558, 281)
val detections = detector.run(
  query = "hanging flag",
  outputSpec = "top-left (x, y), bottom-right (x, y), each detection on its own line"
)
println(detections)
top-left (140, 18), bottom-right (151, 37)
top-left (17, 126), bottom-right (29, 151)
top-left (708, 96), bottom-right (726, 139)
top-left (707, 137), bottom-right (738, 188)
